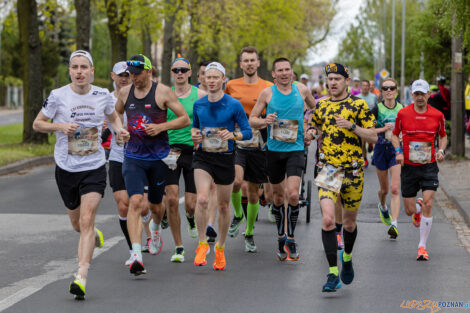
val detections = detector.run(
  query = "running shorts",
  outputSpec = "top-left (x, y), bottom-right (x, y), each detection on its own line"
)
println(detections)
top-left (266, 150), bottom-right (305, 184)
top-left (372, 139), bottom-right (397, 171)
top-left (193, 150), bottom-right (235, 185)
top-left (234, 148), bottom-right (268, 184)
top-left (166, 152), bottom-right (196, 193)
top-left (401, 162), bottom-right (439, 198)
top-left (318, 168), bottom-right (364, 212)
top-left (108, 160), bottom-right (126, 192)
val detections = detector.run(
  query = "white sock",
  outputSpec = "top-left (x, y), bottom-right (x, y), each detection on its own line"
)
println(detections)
top-left (150, 220), bottom-right (160, 232)
top-left (418, 216), bottom-right (433, 248)
top-left (119, 215), bottom-right (127, 221)
top-left (132, 243), bottom-right (142, 260)
top-left (416, 201), bottom-right (422, 214)
top-left (392, 220), bottom-right (397, 227)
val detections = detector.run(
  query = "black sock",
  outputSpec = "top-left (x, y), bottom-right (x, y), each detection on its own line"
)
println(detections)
top-left (335, 223), bottom-right (342, 234)
top-left (271, 204), bottom-right (285, 236)
top-left (322, 229), bottom-right (337, 267)
top-left (119, 218), bottom-right (132, 250)
top-left (287, 204), bottom-right (300, 237)
top-left (241, 196), bottom-right (248, 218)
top-left (343, 226), bottom-right (358, 255)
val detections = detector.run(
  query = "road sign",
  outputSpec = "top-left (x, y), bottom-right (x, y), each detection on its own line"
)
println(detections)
top-left (380, 69), bottom-right (390, 79)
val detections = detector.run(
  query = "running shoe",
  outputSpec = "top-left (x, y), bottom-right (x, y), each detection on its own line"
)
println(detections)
top-left (284, 239), bottom-right (299, 261)
top-left (148, 230), bottom-right (163, 255)
top-left (213, 244), bottom-right (226, 270)
top-left (340, 250), bottom-right (354, 285)
top-left (417, 247), bottom-right (429, 261)
top-left (336, 232), bottom-right (344, 250)
top-left (277, 237), bottom-right (287, 261)
top-left (260, 193), bottom-right (267, 206)
top-left (186, 214), bottom-right (198, 238)
top-left (171, 246), bottom-right (185, 263)
top-left (388, 225), bottom-right (399, 239)
top-left (129, 253), bottom-right (146, 276)
top-left (124, 251), bottom-right (133, 266)
top-left (322, 273), bottom-right (341, 292)
top-left (363, 159), bottom-right (369, 169)
top-left (206, 225), bottom-right (217, 243)
top-left (94, 228), bottom-right (104, 248)
top-left (228, 215), bottom-right (244, 237)
top-left (244, 235), bottom-right (257, 253)
top-left (194, 242), bottom-right (209, 266)
top-left (69, 274), bottom-right (86, 300)
top-left (161, 212), bottom-right (169, 229)
top-left (413, 198), bottom-right (423, 228)
top-left (268, 205), bottom-right (276, 223)
top-left (378, 203), bottom-right (392, 226)
top-left (142, 239), bottom-right (150, 253)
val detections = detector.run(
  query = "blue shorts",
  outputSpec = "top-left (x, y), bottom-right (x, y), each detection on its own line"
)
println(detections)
top-left (372, 139), bottom-right (397, 171)
top-left (123, 156), bottom-right (168, 204)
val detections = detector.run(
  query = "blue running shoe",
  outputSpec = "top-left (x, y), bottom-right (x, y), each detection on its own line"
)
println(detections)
top-left (340, 250), bottom-right (354, 285)
top-left (322, 273), bottom-right (341, 292)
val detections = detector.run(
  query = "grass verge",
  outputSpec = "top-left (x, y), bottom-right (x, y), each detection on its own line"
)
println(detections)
top-left (0, 123), bottom-right (55, 167)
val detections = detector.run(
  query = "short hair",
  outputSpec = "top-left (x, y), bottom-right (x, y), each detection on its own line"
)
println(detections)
top-left (361, 80), bottom-right (370, 85)
top-left (151, 66), bottom-right (159, 78)
top-left (239, 46), bottom-right (259, 59)
top-left (272, 57), bottom-right (291, 71)
top-left (381, 78), bottom-right (398, 88)
top-left (199, 60), bottom-right (211, 68)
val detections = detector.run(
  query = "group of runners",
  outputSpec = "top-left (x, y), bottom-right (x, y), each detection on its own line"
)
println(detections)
top-left (32, 46), bottom-right (447, 299)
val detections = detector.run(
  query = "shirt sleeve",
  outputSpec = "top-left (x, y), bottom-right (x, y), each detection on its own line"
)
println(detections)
top-left (310, 102), bottom-right (321, 128)
top-left (357, 99), bottom-right (376, 129)
top-left (234, 101), bottom-right (252, 140)
top-left (438, 112), bottom-right (447, 137)
top-left (392, 110), bottom-right (402, 136)
top-left (41, 91), bottom-right (58, 119)
top-left (192, 103), bottom-right (200, 129)
top-left (104, 91), bottom-right (115, 115)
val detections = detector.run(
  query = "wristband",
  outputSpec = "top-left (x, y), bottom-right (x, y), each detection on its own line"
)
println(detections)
top-left (395, 147), bottom-right (403, 154)
top-left (438, 149), bottom-right (445, 155)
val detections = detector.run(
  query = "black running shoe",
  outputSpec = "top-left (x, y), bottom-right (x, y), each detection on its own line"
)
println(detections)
top-left (277, 237), bottom-right (287, 261)
top-left (206, 225), bottom-right (217, 243)
top-left (161, 212), bottom-right (169, 229)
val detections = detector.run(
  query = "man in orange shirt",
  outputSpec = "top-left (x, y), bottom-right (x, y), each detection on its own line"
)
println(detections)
top-left (225, 46), bottom-right (273, 252)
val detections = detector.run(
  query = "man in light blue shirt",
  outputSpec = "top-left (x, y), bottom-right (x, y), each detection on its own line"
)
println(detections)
top-left (357, 79), bottom-right (378, 168)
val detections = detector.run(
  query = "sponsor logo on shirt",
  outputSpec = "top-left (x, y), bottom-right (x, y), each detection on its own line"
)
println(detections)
top-left (129, 103), bottom-right (136, 110)
top-left (42, 98), bottom-right (49, 108)
top-left (92, 91), bottom-right (107, 95)
top-left (416, 116), bottom-right (426, 120)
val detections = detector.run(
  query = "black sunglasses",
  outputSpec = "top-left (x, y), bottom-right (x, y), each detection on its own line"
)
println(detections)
top-left (382, 86), bottom-right (397, 91)
top-left (171, 67), bottom-right (190, 74)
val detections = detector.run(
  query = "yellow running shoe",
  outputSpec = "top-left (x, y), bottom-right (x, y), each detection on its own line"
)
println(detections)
top-left (194, 242), bottom-right (209, 266)
top-left (69, 274), bottom-right (86, 300)
top-left (94, 228), bottom-right (104, 248)
top-left (213, 244), bottom-right (226, 270)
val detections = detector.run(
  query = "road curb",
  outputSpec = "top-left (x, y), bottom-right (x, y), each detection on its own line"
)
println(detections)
top-left (0, 155), bottom-right (54, 176)
top-left (438, 173), bottom-right (470, 227)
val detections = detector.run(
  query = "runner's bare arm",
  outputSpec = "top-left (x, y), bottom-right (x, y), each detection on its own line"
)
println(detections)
top-left (250, 88), bottom-right (274, 129)
top-left (436, 135), bottom-right (447, 162)
top-left (298, 83), bottom-right (316, 109)
top-left (33, 111), bottom-right (79, 135)
top-left (106, 111), bottom-right (129, 142)
top-left (197, 88), bottom-right (207, 99)
top-left (391, 133), bottom-right (404, 165)
top-left (115, 86), bottom-right (130, 115)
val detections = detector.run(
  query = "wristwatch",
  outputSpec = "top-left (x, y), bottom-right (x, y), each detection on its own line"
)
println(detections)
top-left (349, 123), bottom-right (357, 131)
top-left (233, 131), bottom-right (240, 141)
top-left (438, 149), bottom-right (445, 155)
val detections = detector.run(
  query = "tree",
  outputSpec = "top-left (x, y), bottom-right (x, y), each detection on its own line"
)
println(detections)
top-left (74, 0), bottom-right (91, 51)
top-left (105, 0), bottom-right (131, 67)
top-left (17, 0), bottom-right (47, 143)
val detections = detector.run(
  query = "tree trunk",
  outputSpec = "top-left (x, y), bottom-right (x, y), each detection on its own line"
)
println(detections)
top-left (74, 0), bottom-right (91, 51)
top-left (161, 0), bottom-right (177, 86)
top-left (142, 25), bottom-right (152, 62)
top-left (187, 0), bottom-right (200, 83)
top-left (106, 0), bottom-right (129, 70)
top-left (450, 23), bottom-right (464, 156)
top-left (258, 52), bottom-right (271, 81)
top-left (17, 0), bottom-right (47, 144)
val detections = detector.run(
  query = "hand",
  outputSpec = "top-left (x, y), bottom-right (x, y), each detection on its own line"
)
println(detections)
top-left (304, 128), bottom-right (317, 146)
top-left (218, 129), bottom-right (233, 141)
top-left (384, 123), bottom-right (394, 131)
top-left (436, 151), bottom-right (445, 162)
top-left (116, 128), bottom-right (130, 143)
top-left (395, 153), bottom-right (404, 166)
top-left (265, 113), bottom-right (277, 125)
top-left (61, 123), bottom-right (80, 135)
top-left (191, 129), bottom-right (202, 145)
top-left (102, 119), bottom-right (108, 131)
top-left (143, 123), bottom-right (164, 136)
top-left (334, 114), bottom-right (353, 129)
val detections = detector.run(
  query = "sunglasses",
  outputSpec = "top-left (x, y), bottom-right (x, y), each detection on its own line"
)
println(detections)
top-left (127, 60), bottom-right (145, 68)
top-left (171, 67), bottom-right (190, 74)
top-left (382, 86), bottom-right (397, 91)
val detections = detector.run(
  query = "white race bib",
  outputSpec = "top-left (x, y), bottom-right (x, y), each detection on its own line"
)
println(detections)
top-left (314, 164), bottom-right (345, 193)
top-left (272, 119), bottom-right (298, 143)
top-left (68, 127), bottom-right (99, 156)
top-left (162, 148), bottom-right (182, 170)
top-left (201, 127), bottom-right (228, 152)
top-left (236, 128), bottom-right (261, 148)
top-left (409, 141), bottom-right (432, 164)
top-left (385, 129), bottom-right (393, 141)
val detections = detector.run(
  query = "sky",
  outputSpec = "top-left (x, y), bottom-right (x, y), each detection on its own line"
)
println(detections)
top-left (307, 0), bottom-right (364, 65)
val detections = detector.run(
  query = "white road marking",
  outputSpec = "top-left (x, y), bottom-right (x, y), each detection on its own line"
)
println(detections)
top-left (0, 236), bottom-right (123, 312)
top-left (179, 196), bottom-right (184, 204)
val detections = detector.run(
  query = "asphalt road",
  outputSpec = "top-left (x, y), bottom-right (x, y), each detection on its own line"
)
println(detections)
top-left (0, 110), bottom-right (22, 126)
top-left (0, 155), bottom-right (469, 313)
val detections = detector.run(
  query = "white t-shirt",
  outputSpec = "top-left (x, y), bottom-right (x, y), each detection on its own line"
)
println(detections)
top-left (108, 92), bottom-right (127, 163)
top-left (41, 84), bottom-right (115, 172)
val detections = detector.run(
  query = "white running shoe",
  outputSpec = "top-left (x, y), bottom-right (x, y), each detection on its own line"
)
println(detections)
top-left (124, 250), bottom-right (133, 266)
top-left (149, 230), bottom-right (163, 255)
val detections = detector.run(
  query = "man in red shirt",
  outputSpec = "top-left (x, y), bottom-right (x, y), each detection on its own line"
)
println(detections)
top-left (391, 79), bottom-right (447, 261)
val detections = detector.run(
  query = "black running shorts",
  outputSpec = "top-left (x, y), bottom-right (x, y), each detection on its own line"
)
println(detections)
top-left (234, 148), bottom-right (268, 184)
top-left (108, 160), bottom-right (126, 192)
top-left (266, 150), bottom-right (305, 185)
top-left (193, 150), bottom-right (235, 185)
top-left (401, 162), bottom-right (439, 198)
top-left (166, 151), bottom-right (196, 193)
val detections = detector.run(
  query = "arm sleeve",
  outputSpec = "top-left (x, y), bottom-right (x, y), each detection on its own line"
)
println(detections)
top-left (357, 99), bottom-right (376, 128)
top-left (41, 91), bottom-right (58, 119)
top-left (392, 110), bottom-right (402, 136)
top-left (235, 101), bottom-right (252, 140)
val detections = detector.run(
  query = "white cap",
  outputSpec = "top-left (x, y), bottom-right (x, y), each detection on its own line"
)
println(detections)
top-left (205, 62), bottom-right (225, 76)
top-left (300, 74), bottom-right (309, 80)
top-left (411, 79), bottom-right (430, 94)
top-left (70, 50), bottom-right (93, 66)
top-left (112, 61), bottom-right (129, 75)
top-left (353, 77), bottom-right (360, 82)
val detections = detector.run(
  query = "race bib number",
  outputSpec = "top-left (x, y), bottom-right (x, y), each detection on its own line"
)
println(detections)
top-left (272, 119), bottom-right (298, 143)
top-left (68, 127), bottom-right (99, 156)
top-left (236, 128), bottom-right (260, 148)
top-left (409, 141), bottom-right (432, 164)
top-left (201, 127), bottom-right (228, 152)
top-left (162, 148), bottom-right (182, 170)
top-left (314, 164), bottom-right (345, 193)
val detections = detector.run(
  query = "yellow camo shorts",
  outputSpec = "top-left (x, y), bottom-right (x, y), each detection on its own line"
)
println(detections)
top-left (318, 168), bottom-right (364, 212)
